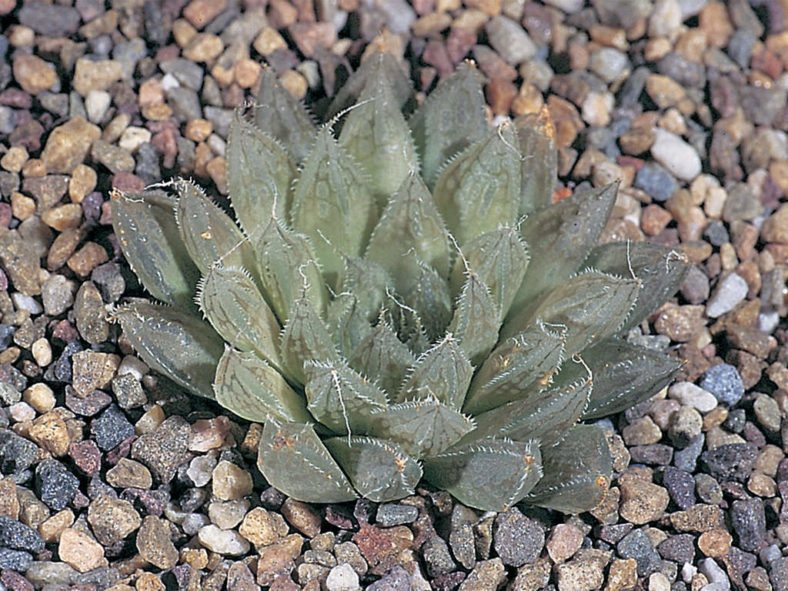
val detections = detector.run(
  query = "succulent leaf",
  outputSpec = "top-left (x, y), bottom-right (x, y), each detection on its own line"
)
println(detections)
top-left (112, 300), bottom-right (222, 399)
top-left (525, 424), bottom-right (612, 513)
top-left (448, 271), bottom-right (500, 365)
top-left (303, 359), bottom-right (388, 434)
top-left (409, 61), bottom-right (487, 186)
top-left (432, 122), bottom-right (521, 246)
top-left (399, 261), bottom-right (453, 342)
top-left (510, 183), bottom-right (618, 314)
top-left (111, 190), bottom-right (199, 310)
top-left (397, 334), bottom-right (473, 409)
top-left (449, 227), bottom-right (530, 320)
top-left (254, 67), bottom-right (316, 163)
top-left (581, 338), bottom-right (682, 419)
top-left (365, 173), bottom-right (451, 281)
top-left (280, 291), bottom-right (340, 385)
top-left (338, 74), bottom-right (419, 203)
top-left (514, 106), bottom-right (557, 216)
top-left (198, 265), bottom-right (284, 375)
top-left (254, 218), bottom-right (326, 322)
top-left (369, 396), bottom-right (475, 458)
top-left (258, 420), bottom-right (358, 503)
top-left (422, 438), bottom-right (542, 512)
top-left (290, 125), bottom-right (377, 285)
top-left (583, 242), bottom-right (689, 333)
top-left (227, 112), bottom-right (296, 229)
top-left (348, 321), bottom-right (415, 398)
top-left (464, 320), bottom-right (566, 415)
top-left (467, 358), bottom-right (592, 446)
top-left (324, 436), bottom-right (422, 503)
top-left (328, 51), bottom-right (412, 118)
top-left (214, 347), bottom-right (309, 423)
top-left (504, 270), bottom-right (641, 357)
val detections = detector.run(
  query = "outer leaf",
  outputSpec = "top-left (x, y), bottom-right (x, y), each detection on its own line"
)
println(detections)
top-left (432, 123), bottom-right (521, 246)
top-left (328, 51), bottom-right (412, 117)
top-left (467, 359), bottom-right (592, 447)
top-left (175, 180), bottom-right (249, 274)
top-left (369, 397), bottom-right (475, 458)
top-left (583, 242), bottom-right (689, 333)
top-left (258, 421), bottom-right (357, 503)
top-left (349, 321), bottom-right (415, 398)
top-left (113, 300), bottom-right (222, 399)
top-left (509, 183), bottom-right (619, 315)
top-left (525, 424), bottom-right (612, 514)
top-left (280, 292), bottom-right (340, 385)
top-left (255, 67), bottom-right (316, 163)
top-left (325, 436), bottom-right (422, 503)
top-left (581, 338), bottom-right (681, 419)
top-left (198, 265), bottom-right (284, 375)
top-left (397, 334), bottom-right (473, 409)
top-left (422, 438), bottom-right (542, 512)
top-left (409, 61), bottom-right (488, 187)
top-left (465, 320), bottom-right (566, 415)
top-left (227, 112), bottom-right (296, 230)
top-left (338, 73), bottom-right (418, 203)
top-left (111, 190), bottom-right (199, 309)
top-left (503, 270), bottom-right (641, 357)
top-left (303, 360), bottom-right (388, 435)
top-left (214, 347), bottom-right (310, 423)
top-left (514, 106), bottom-right (557, 216)
top-left (449, 227), bottom-right (530, 320)
top-left (255, 218), bottom-right (326, 322)
top-left (365, 173), bottom-right (451, 282)
top-left (447, 272), bottom-right (500, 365)
top-left (290, 126), bottom-right (377, 286)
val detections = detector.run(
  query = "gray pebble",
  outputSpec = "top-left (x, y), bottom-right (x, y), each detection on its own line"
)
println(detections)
top-left (0, 547), bottom-right (33, 571)
top-left (694, 473), bottom-right (723, 505)
top-left (0, 516), bottom-right (45, 553)
top-left (635, 162), bottom-right (678, 202)
top-left (160, 58), bottom-right (205, 91)
top-left (18, 1), bottom-right (80, 37)
top-left (730, 498), bottom-right (766, 552)
top-left (166, 86), bottom-right (203, 121)
top-left (91, 404), bottom-right (135, 451)
top-left (422, 534), bottom-right (456, 577)
top-left (727, 29), bottom-right (757, 68)
top-left (485, 16), bottom-right (536, 65)
top-left (700, 364), bottom-right (745, 405)
top-left (662, 466), bottom-right (696, 510)
top-left (617, 528), bottom-right (661, 577)
top-left (589, 47), bottom-right (630, 83)
top-left (366, 565), bottom-right (412, 591)
top-left (700, 443), bottom-right (757, 482)
top-left (36, 459), bottom-right (80, 511)
top-left (706, 274), bottom-right (748, 319)
top-left (0, 428), bottom-right (39, 474)
top-left (657, 533), bottom-right (695, 564)
top-left (375, 503), bottom-right (418, 526)
top-left (493, 508), bottom-right (544, 567)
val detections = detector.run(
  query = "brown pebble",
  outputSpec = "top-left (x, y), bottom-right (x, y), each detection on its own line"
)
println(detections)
top-left (697, 528), bottom-right (732, 557)
top-left (59, 528), bottom-right (107, 573)
top-left (486, 78), bottom-right (517, 115)
top-left (183, 0), bottom-right (227, 28)
top-left (13, 55), bottom-right (57, 95)
top-left (137, 515), bottom-right (179, 569)
top-left (281, 498), bottom-right (322, 537)
top-left (67, 242), bottom-right (109, 277)
top-left (184, 119), bottom-right (213, 142)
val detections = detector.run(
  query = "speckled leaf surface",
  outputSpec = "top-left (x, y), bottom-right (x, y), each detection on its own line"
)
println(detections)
top-left (325, 436), bottom-right (422, 503)
top-left (214, 347), bottom-right (309, 423)
top-left (349, 321), bottom-right (415, 398)
top-left (280, 293), bottom-right (340, 385)
top-left (397, 335), bottom-right (473, 409)
top-left (258, 421), bottom-right (357, 503)
top-left (113, 300), bottom-right (222, 399)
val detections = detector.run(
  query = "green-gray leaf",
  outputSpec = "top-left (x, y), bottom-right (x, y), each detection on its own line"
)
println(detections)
top-left (257, 421), bottom-right (358, 503)
top-left (397, 334), bottom-right (473, 409)
top-left (324, 436), bottom-right (422, 503)
top-left (447, 272), bottom-right (500, 366)
top-left (113, 300), bottom-right (222, 399)
top-left (514, 106), bottom-right (557, 216)
top-left (214, 347), bottom-right (309, 423)
top-left (423, 438), bottom-right (542, 512)
top-left (110, 190), bottom-right (199, 310)
top-left (280, 292), bottom-right (340, 385)
top-left (349, 320), bottom-right (415, 399)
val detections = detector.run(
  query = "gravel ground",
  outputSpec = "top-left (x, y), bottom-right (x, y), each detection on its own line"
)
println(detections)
top-left (0, 0), bottom-right (788, 590)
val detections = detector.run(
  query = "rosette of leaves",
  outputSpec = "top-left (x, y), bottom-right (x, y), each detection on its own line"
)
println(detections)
top-left (111, 53), bottom-right (688, 513)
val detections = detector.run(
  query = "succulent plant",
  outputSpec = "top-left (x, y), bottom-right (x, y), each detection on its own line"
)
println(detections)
top-left (111, 52), bottom-right (688, 513)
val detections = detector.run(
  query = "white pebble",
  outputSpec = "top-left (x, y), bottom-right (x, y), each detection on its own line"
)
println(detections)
top-left (651, 128), bottom-right (702, 181)
top-left (326, 563), bottom-right (361, 591)
top-left (758, 311), bottom-right (780, 333)
top-left (698, 558), bottom-right (729, 589)
top-left (8, 401), bottom-right (36, 423)
top-left (118, 355), bottom-right (148, 380)
top-left (187, 454), bottom-right (217, 488)
top-left (160, 73), bottom-right (180, 91)
top-left (681, 563), bottom-right (697, 583)
top-left (649, 572), bottom-right (671, 591)
top-left (485, 16), bottom-right (536, 65)
top-left (197, 525), bottom-right (250, 556)
top-left (85, 89), bottom-right (111, 124)
top-left (669, 381), bottom-right (718, 413)
top-left (706, 273), bottom-right (748, 318)
top-left (11, 292), bottom-right (43, 314)
top-left (31, 338), bottom-right (52, 367)
top-left (649, 0), bottom-right (682, 39)
top-left (119, 126), bottom-right (152, 153)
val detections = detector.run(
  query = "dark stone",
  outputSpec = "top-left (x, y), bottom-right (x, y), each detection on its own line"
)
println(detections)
top-left (628, 444), bottom-right (673, 466)
top-left (700, 364), bottom-right (744, 406)
top-left (730, 498), bottom-right (766, 552)
top-left (769, 557), bottom-right (788, 591)
top-left (0, 516), bottom-right (45, 553)
top-left (65, 385), bottom-right (112, 417)
top-left (680, 265), bottom-right (710, 305)
top-left (92, 404), bottom-right (135, 451)
top-left (657, 533), bottom-right (695, 564)
top-left (703, 221), bottom-right (730, 247)
top-left (366, 565), bottom-right (412, 591)
top-left (635, 163), bottom-right (678, 202)
top-left (617, 528), bottom-right (661, 577)
top-left (662, 467), bottom-right (696, 510)
top-left (493, 508), bottom-right (544, 567)
top-left (35, 459), bottom-right (80, 511)
top-left (422, 534), bottom-right (456, 578)
top-left (0, 548), bottom-right (33, 571)
top-left (597, 523), bottom-right (633, 544)
top-left (657, 53), bottom-right (706, 88)
top-left (0, 429), bottom-right (38, 475)
top-left (701, 443), bottom-right (757, 482)
top-left (674, 434), bottom-right (704, 472)
top-left (723, 408), bottom-right (747, 433)
top-left (18, 1), bottom-right (81, 37)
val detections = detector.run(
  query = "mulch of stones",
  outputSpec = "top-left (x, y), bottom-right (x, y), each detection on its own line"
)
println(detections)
top-left (0, 0), bottom-right (787, 590)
